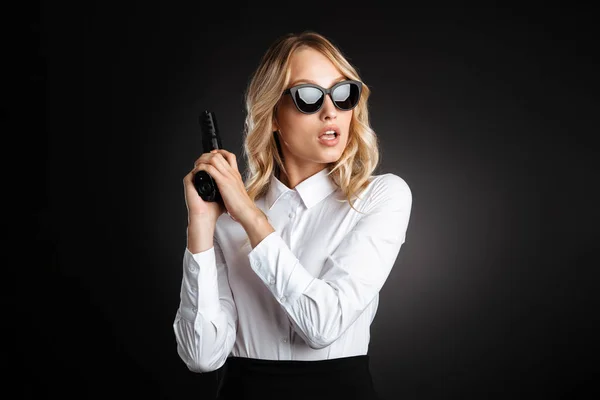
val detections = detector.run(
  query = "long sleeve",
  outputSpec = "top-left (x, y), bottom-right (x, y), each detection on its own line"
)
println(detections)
top-left (172, 235), bottom-right (238, 372)
top-left (247, 174), bottom-right (412, 349)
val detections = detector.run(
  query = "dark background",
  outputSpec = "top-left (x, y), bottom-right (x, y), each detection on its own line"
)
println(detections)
top-left (19, 2), bottom-right (597, 399)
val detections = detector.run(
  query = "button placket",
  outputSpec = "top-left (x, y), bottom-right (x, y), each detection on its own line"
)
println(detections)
top-left (288, 193), bottom-right (298, 219)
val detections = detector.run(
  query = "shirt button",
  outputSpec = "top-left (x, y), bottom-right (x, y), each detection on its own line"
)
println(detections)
top-left (282, 338), bottom-right (288, 343)
top-left (280, 296), bottom-right (286, 302)
top-left (191, 287), bottom-right (196, 294)
top-left (288, 212), bottom-right (295, 218)
top-left (188, 266), bottom-right (196, 272)
top-left (192, 307), bottom-right (197, 313)
top-left (269, 278), bottom-right (275, 285)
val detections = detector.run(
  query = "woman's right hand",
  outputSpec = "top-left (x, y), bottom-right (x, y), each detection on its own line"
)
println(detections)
top-left (183, 152), bottom-right (226, 224)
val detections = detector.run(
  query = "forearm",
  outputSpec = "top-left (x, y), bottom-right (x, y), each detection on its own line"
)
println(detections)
top-left (240, 208), bottom-right (276, 249)
top-left (187, 217), bottom-right (216, 253)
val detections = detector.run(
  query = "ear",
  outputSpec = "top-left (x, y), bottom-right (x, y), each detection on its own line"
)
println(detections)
top-left (272, 114), bottom-right (279, 132)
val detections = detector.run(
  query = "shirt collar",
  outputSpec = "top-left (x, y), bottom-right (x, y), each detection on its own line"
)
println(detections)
top-left (265, 167), bottom-right (338, 210)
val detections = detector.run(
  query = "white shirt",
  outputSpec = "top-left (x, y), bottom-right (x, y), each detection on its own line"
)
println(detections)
top-left (173, 167), bottom-right (412, 372)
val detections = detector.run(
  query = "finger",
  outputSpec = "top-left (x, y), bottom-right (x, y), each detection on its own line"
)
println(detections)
top-left (208, 152), bottom-right (237, 180)
top-left (193, 152), bottom-right (213, 168)
top-left (187, 158), bottom-right (208, 178)
top-left (211, 149), bottom-right (239, 172)
top-left (183, 165), bottom-right (197, 184)
top-left (192, 150), bottom-right (230, 169)
top-left (195, 162), bottom-right (226, 183)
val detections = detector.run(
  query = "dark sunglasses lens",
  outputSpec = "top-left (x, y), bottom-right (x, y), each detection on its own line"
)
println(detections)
top-left (332, 82), bottom-right (360, 110)
top-left (295, 87), bottom-right (324, 113)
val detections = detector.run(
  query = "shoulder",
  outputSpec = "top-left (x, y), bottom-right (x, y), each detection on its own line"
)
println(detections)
top-left (362, 173), bottom-right (412, 212)
top-left (372, 173), bottom-right (411, 195)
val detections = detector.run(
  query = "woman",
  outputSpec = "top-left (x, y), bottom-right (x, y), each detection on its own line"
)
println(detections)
top-left (173, 31), bottom-right (412, 400)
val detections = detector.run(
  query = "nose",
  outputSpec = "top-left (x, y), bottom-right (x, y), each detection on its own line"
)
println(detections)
top-left (320, 93), bottom-right (337, 120)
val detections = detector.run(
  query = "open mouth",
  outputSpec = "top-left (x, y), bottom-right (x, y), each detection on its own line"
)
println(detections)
top-left (319, 132), bottom-right (338, 140)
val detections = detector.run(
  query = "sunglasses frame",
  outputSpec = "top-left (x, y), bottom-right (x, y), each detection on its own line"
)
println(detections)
top-left (282, 79), bottom-right (363, 114)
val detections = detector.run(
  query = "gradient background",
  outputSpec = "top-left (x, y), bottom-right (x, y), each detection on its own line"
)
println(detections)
top-left (21, 2), bottom-right (597, 399)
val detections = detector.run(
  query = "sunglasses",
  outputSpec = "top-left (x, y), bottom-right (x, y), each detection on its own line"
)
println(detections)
top-left (282, 80), bottom-right (362, 114)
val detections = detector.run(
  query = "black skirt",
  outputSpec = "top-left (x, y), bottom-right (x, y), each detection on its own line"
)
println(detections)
top-left (215, 355), bottom-right (382, 400)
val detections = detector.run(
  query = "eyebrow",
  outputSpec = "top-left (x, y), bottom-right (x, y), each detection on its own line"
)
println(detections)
top-left (289, 76), bottom-right (347, 87)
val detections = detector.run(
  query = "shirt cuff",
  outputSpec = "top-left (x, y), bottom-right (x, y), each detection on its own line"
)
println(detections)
top-left (247, 231), bottom-right (315, 306)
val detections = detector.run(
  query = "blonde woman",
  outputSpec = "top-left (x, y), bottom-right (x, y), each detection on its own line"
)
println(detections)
top-left (174, 31), bottom-right (412, 400)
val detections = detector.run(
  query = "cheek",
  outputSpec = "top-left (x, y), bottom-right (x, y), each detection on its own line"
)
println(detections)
top-left (281, 97), bottom-right (299, 114)
top-left (278, 103), bottom-right (304, 129)
top-left (280, 113), bottom-right (306, 136)
top-left (342, 115), bottom-right (353, 135)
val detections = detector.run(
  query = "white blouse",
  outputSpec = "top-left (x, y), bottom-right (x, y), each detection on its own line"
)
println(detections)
top-left (173, 167), bottom-right (412, 372)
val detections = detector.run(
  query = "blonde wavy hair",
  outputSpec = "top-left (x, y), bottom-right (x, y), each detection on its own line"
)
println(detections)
top-left (241, 31), bottom-right (381, 213)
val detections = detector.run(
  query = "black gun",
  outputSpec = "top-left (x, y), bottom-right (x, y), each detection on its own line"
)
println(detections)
top-left (193, 110), bottom-right (224, 206)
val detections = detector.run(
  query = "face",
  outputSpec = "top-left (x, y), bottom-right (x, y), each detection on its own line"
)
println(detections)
top-left (273, 47), bottom-right (352, 171)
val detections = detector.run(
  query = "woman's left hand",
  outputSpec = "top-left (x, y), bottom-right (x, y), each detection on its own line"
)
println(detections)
top-left (193, 149), bottom-right (258, 225)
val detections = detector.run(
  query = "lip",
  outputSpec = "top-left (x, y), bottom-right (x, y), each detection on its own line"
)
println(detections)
top-left (318, 125), bottom-right (340, 138)
top-left (318, 134), bottom-right (340, 146)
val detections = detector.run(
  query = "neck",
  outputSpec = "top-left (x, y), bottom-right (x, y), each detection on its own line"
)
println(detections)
top-left (278, 164), bottom-right (329, 189)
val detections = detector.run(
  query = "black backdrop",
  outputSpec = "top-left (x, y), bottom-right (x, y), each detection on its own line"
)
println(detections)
top-left (19, 2), bottom-right (597, 399)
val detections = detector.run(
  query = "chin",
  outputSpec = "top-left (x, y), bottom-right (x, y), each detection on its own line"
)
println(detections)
top-left (321, 152), bottom-right (343, 163)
